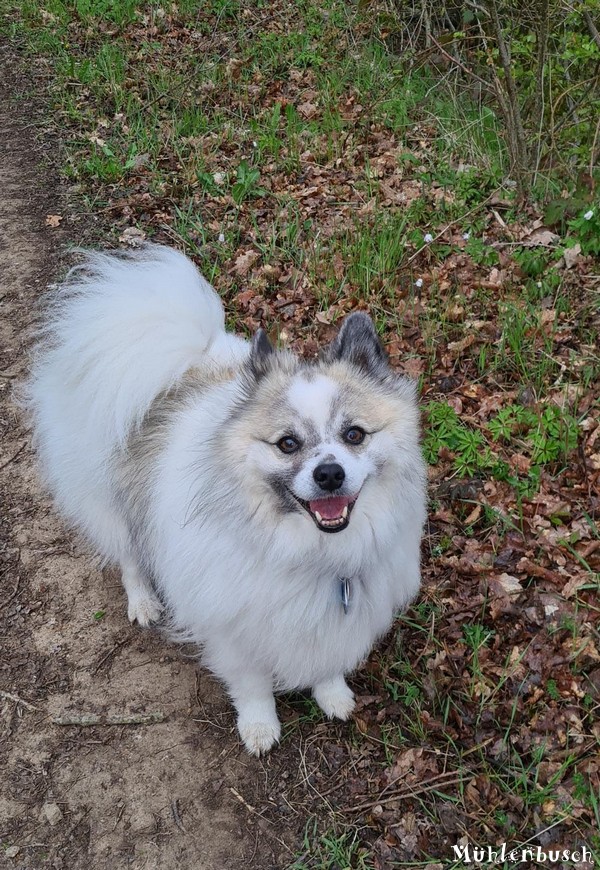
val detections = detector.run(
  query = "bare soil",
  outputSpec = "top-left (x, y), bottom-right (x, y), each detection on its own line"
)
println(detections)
top-left (0, 47), bottom-right (302, 870)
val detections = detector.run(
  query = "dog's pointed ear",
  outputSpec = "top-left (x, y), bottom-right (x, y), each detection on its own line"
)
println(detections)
top-left (323, 312), bottom-right (389, 378)
top-left (249, 328), bottom-right (275, 379)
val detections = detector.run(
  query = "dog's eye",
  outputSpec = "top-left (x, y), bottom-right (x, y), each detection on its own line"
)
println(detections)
top-left (277, 436), bottom-right (300, 454)
top-left (343, 426), bottom-right (366, 445)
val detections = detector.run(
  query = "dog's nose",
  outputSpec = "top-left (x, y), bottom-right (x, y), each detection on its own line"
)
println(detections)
top-left (313, 462), bottom-right (345, 492)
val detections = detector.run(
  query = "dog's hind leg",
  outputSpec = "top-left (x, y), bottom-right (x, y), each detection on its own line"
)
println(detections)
top-left (120, 552), bottom-right (163, 628)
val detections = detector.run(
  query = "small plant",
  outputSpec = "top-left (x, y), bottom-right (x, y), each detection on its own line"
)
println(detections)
top-left (465, 235), bottom-right (500, 267)
top-left (196, 170), bottom-right (221, 196)
top-left (231, 160), bottom-right (263, 204)
top-left (488, 403), bottom-right (579, 465)
top-left (513, 246), bottom-right (551, 278)
top-left (568, 206), bottom-right (600, 256)
top-left (424, 401), bottom-right (494, 476)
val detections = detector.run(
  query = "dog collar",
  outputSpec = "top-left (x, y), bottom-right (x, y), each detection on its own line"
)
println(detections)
top-left (340, 577), bottom-right (351, 614)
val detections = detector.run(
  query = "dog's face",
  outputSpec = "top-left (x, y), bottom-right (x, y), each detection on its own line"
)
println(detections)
top-left (225, 313), bottom-right (421, 535)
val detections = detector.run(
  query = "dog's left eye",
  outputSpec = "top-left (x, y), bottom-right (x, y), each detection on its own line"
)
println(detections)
top-left (343, 427), bottom-right (366, 445)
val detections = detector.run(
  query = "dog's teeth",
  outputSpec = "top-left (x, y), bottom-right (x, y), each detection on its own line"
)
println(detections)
top-left (315, 511), bottom-right (323, 523)
top-left (342, 506), bottom-right (348, 519)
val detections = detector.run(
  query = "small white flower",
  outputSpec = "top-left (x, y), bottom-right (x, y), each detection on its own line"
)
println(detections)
top-left (584, 209), bottom-right (594, 220)
top-left (462, 232), bottom-right (470, 240)
top-left (252, 140), bottom-right (258, 148)
top-left (218, 232), bottom-right (225, 243)
top-left (424, 233), bottom-right (433, 243)
top-left (415, 278), bottom-right (423, 288)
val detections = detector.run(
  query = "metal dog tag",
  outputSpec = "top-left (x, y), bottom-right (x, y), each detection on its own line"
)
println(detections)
top-left (340, 577), bottom-right (351, 614)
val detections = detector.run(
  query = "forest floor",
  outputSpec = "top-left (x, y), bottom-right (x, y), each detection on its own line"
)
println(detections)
top-left (0, 2), bottom-right (599, 869)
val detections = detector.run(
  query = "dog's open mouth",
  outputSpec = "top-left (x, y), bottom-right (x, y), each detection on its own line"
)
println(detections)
top-left (292, 493), bottom-right (358, 533)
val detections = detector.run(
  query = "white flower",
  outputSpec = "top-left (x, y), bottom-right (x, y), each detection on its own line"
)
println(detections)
top-left (415, 278), bottom-right (423, 288)
top-left (584, 209), bottom-right (594, 220)
top-left (252, 140), bottom-right (258, 148)
top-left (423, 233), bottom-right (433, 243)
top-left (462, 232), bottom-right (470, 240)
top-left (218, 232), bottom-right (225, 243)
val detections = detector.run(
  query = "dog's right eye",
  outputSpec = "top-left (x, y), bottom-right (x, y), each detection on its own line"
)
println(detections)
top-left (277, 436), bottom-right (300, 454)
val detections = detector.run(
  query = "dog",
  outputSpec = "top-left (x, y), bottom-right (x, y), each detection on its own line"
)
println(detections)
top-left (25, 244), bottom-right (427, 755)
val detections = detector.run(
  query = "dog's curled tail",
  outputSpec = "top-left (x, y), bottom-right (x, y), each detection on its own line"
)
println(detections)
top-left (27, 244), bottom-right (246, 449)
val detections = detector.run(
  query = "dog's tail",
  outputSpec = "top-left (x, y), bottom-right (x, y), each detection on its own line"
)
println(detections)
top-left (26, 244), bottom-right (247, 449)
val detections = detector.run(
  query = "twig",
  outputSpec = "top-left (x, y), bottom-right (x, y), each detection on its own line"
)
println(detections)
top-left (590, 112), bottom-right (600, 180)
top-left (0, 443), bottom-right (26, 472)
top-left (53, 712), bottom-right (165, 726)
top-left (366, 765), bottom-right (462, 809)
top-left (0, 689), bottom-right (39, 711)
top-left (229, 786), bottom-right (256, 814)
top-left (171, 799), bottom-right (186, 832)
top-left (583, 10), bottom-right (600, 52)
top-left (429, 34), bottom-right (493, 93)
top-left (340, 773), bottom-right (465, 814)
top-left (92, 636), bottom-right (130, 674)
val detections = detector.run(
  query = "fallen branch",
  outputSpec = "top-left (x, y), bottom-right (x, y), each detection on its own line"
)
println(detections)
top-left (340, 773), bottom-right (465, 814)
top-left (0, 689), bottom-right (38, 711)
top-left (52, 712), bottom-right (165, 726)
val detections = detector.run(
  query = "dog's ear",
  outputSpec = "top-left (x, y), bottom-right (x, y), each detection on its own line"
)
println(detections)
top-left (249, 328), bottom-right (275, 379)
top-left (323, 312), bottom-right (389, 378)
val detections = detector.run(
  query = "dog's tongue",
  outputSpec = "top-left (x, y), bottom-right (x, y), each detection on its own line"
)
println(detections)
top-left (309, 496), bottom-right (351, 520)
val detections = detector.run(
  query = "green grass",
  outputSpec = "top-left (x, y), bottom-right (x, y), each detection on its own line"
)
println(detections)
top-left (288, 820), bottom-right (375, 870)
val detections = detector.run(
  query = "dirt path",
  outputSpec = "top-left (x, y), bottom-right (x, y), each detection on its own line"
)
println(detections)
top-left (0, 52), bottom-right (293, 870)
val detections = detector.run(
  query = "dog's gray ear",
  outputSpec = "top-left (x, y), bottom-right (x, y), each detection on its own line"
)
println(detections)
top-left (249, 328), bottom-right (275, 378)
top-left (324, 312), bottom-right (388, 377)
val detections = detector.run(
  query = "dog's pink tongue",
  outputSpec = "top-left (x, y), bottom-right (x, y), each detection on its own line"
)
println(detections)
top-left (309, 496), bottom-right (351, 520)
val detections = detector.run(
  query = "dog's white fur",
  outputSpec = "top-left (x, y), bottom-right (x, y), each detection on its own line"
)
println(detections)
top-left (26, 245), bottom-right (427, 755)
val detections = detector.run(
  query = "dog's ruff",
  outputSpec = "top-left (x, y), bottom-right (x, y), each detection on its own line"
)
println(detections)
top-left (25, 244), bottom-right (427, 755)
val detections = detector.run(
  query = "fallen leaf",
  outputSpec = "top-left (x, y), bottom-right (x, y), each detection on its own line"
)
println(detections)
top-left (562, 243), bottom-right (582, 269)
top-left (493, 573), bottom-right (524, 595)
top-left (45, 214), bottom-right (62, 227)
top-left (119, 226), bottom-right (146, 246)
top-left (297, 101), bottom-right (318, 119)
top-left (523, 228), bottom-right (560, 246)
top-left (232, 249), bottom-right (260, 277)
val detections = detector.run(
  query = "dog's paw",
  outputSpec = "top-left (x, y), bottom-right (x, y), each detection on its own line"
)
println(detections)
top-left (127, 592), bottom-right (163, 628)
top-left (313, 677), bottom-right (355, 721)
top-left (238, 720), bottom-right (281, 756)
top-left (237, 710), bottom-right (281, 757)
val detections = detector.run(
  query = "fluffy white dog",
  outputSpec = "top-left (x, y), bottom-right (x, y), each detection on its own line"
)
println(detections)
top-left (26, 245), bottom-right (427, 755)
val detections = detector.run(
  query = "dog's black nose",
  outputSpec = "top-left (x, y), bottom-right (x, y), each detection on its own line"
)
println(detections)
top-left (313, 462), bottom-right (345, 491)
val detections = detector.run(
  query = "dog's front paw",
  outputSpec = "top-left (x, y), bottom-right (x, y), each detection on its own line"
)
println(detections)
top-left (238, 720), bottom-right (281, 756)
top-left (313, 677), bottom-right (355, 721)
top-left (237, 705), bottom-right (281, 757)
top-left (127, 592), bottom-right (163, 627)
